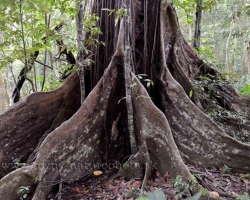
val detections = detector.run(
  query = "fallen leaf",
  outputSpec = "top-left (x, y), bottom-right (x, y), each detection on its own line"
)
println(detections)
top-left (127, 184), bottom-right (132, 189)
top-left (133, 181), bottom-right (141, 188)
top-left (231, 191), bottom-right (239, 195)
top-left (93, 170), bottom-right (103, 176)
top-left (152, 187), bottom-right (158, 190)
top-left (84, 190), bottom-right (89, 194)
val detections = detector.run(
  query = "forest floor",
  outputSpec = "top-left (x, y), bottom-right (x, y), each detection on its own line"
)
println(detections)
top-left (47, 164), bottom-right (250, 200)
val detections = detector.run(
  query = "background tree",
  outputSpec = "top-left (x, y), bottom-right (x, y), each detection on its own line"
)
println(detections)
top-left (0, 71), bottom-right (6, 112)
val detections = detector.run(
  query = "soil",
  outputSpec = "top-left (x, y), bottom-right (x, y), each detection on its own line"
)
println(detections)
top-left (46, 164), bottom-right (250, 200)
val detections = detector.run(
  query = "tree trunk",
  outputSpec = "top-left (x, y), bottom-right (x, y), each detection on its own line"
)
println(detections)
top-left (0, 71), bottom-right (6, 112)
top-left (0, 1), bottom-right (250, 199)
top-left (193, 0), bottom-right (202, 48)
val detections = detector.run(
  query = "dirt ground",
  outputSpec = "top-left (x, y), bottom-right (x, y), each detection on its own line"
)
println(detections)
top-left (45, 163), bottom-right (250, 200)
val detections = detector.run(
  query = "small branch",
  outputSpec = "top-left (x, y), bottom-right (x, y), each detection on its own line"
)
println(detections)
top-left (35, 60), bottom-right (60, 72)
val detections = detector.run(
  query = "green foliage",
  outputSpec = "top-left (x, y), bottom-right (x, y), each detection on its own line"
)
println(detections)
top-left (136, 189), bottom-right (166, 200)
top-left (173, 0), bottom-right (196, 26)
top-left (144, 79), bottom-right (154, 88)
top-left (0, 0), bottom-right (103, 100)
top-left (83, 13), bottom-right (103, 50)
top-left (0, 0), bottom-right (80, 100)
top-left (172, 175), bottom-right (199, 198)
top-left (221, 164), bottom-right (232, 173)
top-left (101, 8), bottom-right (126, 26)
top-left (195, 44), bottom-right (215, 60)
top-left (236, 192), bottom-right (250, 200)
top-left (18, 186), bottom-right (30, 200)
top-left (135, 74), bottom-right (154, 88)
top-left (0, 0), bottom-right (74, 67)
top-left (173, 0), bottom-right (220, 26)
top-left (238, 83), bottom-right (250, 97)
top-left (189, 90), bottom-right (193, 98)
top-left (173, 175), bottom-right (187, 197)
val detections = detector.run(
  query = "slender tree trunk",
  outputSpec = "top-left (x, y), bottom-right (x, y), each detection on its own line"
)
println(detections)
top-left (76, 1), bottom-right (86, 104)
top-left (188, 24), bottom-right (193, 45)
top-left (237, 1), bottom-right (249, 75)
top-left (232, 37), bottom-right (238, 74)
top-left (193, 0), bottom-right (202, 48)
top-left (225, 18), bottom-right (234, 76)
top-left (0, 71), bottom-right (6, 112)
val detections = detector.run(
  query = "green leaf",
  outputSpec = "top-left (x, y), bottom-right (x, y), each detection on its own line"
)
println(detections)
top-left (199, 86), bottom-right (204, 91)
top-left (236, 192), bottom-right (250, 200)
top-left (115, 17), bottom-right (119, 26)
top-left (129, 82), bottom-right (137, 88)
top-left (201, 187), bottom-right (208, 195)
top-left (189, 90), bottom-right (193, 98)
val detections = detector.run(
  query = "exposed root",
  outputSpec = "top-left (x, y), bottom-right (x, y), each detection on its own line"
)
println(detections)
top-left (0, 47), bottom-right (127, 199)
top-left (140, 142), bottom-right (151, 195)
top-left (31, 170), bottom-right (60, 200)
top-left (0, 73), bottom-right (80, 178)
top-left (0, 166), bottom-right (34, 199)
top-left (159, 1), bottom-right (250, 173)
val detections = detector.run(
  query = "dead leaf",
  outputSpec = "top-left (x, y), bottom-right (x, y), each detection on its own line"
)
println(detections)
top-left (75, 187), bottom-right (80, 193)
top-left (152, 187), bottom-right (158, 190)
top-left (133, 181), bottom-right (141, 188)
top-left (84, 190), bottom-right (89, 194)
top-left (93, 170), bottom-right (103, 176)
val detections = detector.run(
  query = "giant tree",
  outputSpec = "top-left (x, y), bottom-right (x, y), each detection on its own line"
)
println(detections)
top-left (0, 0), bottom-right (250, 199)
